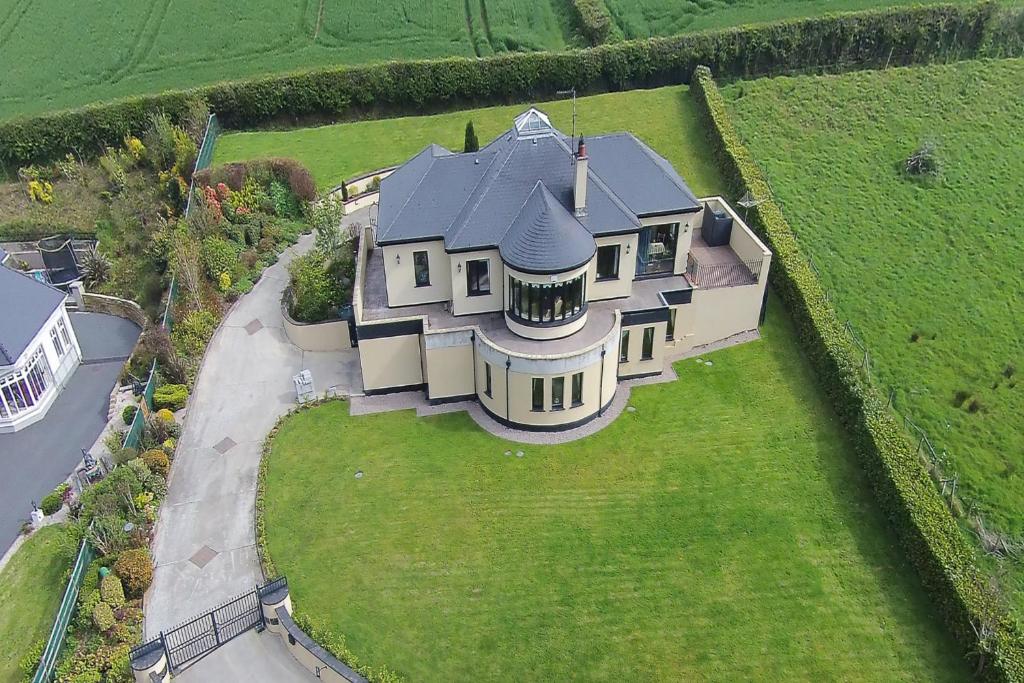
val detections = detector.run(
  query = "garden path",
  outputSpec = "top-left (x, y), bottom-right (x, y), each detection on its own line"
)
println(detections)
top-left (144, 223), bottom-right (364, 679)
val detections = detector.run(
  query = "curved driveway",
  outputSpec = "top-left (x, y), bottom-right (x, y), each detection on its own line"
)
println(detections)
top-left (145, 231), bottom-right (361, 679)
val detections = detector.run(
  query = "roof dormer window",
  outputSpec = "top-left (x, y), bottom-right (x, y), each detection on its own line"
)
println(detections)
top-left (513, 108), bottom-right (553, 138)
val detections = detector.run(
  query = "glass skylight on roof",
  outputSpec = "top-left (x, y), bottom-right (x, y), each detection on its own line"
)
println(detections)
top-left (514, 108), bottom-right (553, 137)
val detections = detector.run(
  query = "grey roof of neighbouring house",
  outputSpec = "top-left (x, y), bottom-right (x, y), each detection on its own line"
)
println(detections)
top-left (376, 108), bottom-right (701, 271)
top-left (499, 182), bottom-right (596, 274)
top-left (0, 264), bottom-right (66, 365)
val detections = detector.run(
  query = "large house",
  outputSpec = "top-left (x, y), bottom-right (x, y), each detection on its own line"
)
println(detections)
top-left (350, 108), bottom-right (771, 430)
top-left (0, 263), bottom-right (81, 432)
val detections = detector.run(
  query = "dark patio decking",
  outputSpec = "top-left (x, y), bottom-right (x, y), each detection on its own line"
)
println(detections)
top-left (0, 312), bottom-right (140, 551)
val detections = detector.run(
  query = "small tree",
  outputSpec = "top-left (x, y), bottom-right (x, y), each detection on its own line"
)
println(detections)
top-left (905, 141), bottom-right (941, 178)
top-left (341, 182), bottom-right (349, 201)
top-left (464, 121), bottom-right (479, 153)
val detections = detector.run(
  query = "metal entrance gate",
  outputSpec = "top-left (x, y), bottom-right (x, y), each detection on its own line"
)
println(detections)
top-left (133, 580), bottom-right (285, 674)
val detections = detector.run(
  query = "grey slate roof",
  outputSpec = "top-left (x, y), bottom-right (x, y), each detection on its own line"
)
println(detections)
top-left (499, 182), bottom-right (596, 274)
top-left (376, 108), bottom-right (701, 273)
top-left (0, 264), bottom-right (65, 365)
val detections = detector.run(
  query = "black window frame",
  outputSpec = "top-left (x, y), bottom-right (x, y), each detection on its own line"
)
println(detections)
top-left (531, 377), bottom-right (544, 412)
top-left (596, 244), bottom-right (620, 280)
top-left (571, 372), bottom-right (583, 407)
top-left (551, 377), bottom-right (565, 410)
top-left (619, 330), bottom-right (630, 362)
top-left (466, 258), bottom-right (490, 297)
top-left (507, 274), bottom-right (587, 327)
top-left (484, 363), bottom-right (492, 398)
top-left (641, 326), bottom-right (655, 360)
top-left (667, 308), bottom-right (677, 341)
top-left (413, 250), bottom-right (430, 287)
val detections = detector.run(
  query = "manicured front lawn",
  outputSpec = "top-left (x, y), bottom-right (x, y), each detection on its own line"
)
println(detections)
top-left (0, 525), bottom-right (74, 683)
top-left (214, 86), bottom-right (725, 195)
top-left (722, 58), bottom-right (1024, 612)
top-left (263, 305), bottom-right (967, 681)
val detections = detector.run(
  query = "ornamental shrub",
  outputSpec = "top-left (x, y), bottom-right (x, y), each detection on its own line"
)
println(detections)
top-left (568, 0), bottom-right (619, 45)
top-left (141, 449), bottom-right (170, 478)
top-left (200, 236), bottom-right (239, 280)
top-left (100, 574), bottom-right (125, 608)
top-left (153, 383), bottom-right (188, 411)
top-left (155, 408), bottom-right (175, 424)
top-left (27, 179), bottom-right (54, 204)
top-left (39, 490), bottom-right (63, 516)
top-left (18, 639), bottom-right (45, 680)
top-left (288, 252), bottom-right (344, 323)
top-left (121, 404), bottom-right (138, 426)
top-left (114, 548), bottom-right (153, 598)
top-left (92, 601), bottom-right (115, 632)
top-left (171, 308), bottom-right (218, 359)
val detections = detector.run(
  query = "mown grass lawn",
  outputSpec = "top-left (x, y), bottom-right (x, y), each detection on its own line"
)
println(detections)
top-left (263, 305), bottom-right (968, 681)
top-left (0, 525), bottom-right (74, 683)
top-left (722, 58), bottom-right (1024, 611)
top-left (214, 86), bottom-right (725, 195)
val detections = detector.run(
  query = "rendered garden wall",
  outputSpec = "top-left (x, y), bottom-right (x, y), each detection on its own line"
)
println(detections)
top-left (689, 64), bottom-right (1024, 682)
top-left (2, 2), bottom-right (1022, 168)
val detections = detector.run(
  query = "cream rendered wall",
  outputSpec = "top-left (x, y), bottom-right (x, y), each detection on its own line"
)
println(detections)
top-left (618, 320), bottom-right (668, 378)
top-left (449, 249), bottom-right (504, 316)
top-left (588, 233), bottom-right (638, 301)
top-left (689, 284), bottom-right (763, 347)
top-left (381, 240), bottom-right (452, 307)
top-left (504, 356), bottom-right (614, 427)
top-left (358, 334), bottom-right (424, 391)
top-left (424, 343), bottom-right (475, 399)
top-left (667, 304), bottom-right (697, 354)
top-left (476, 352), bottom-right (509, 419)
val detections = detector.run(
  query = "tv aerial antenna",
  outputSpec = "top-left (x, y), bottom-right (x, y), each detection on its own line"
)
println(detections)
top-left (737, 190), bottom-right (766, 220)
top-left (556, 88), bottom-right (577, 164)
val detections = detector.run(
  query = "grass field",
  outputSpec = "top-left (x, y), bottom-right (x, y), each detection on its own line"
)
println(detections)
top-left (263, 305), bottom-right (968, 681)
top-left (0, 525), bottom-right (73, 683)
top-left (723, 58), bottom-right (1024, 609)
top-left (214, 86), bottom-right (723, 194)
top-left (0, 0), bottom-right (993, 121)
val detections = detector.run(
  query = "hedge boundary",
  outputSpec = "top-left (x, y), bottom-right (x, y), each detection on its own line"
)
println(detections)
top-left (690, 65), bottom-right (1024, 681)
top-left (567, 0), bottom-right (620, 46)
top-left (2, 2), bottom-right (1021, 168)
top-left (0, 220), bottom-right (95, 242)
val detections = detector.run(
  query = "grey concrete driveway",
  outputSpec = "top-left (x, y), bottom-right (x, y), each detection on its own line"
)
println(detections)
top-left (0, 312), bottom-right (139, 551)
top-left (146, 232), bottom-right (360, 680)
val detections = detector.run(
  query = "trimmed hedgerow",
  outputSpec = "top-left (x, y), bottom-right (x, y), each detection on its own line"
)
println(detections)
top-left (690, 64), bottom-right (1024, 682)
top-left (1, 2), bottom-right (1019, 167)
top-left (567, 0), bottom-right (620, 46)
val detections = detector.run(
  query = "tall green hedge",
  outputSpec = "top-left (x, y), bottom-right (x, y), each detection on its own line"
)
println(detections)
top-left (690, 64), bottom-right (1024, 682)
top-left (2, 2), bottom-right (1020, 168)
top-left (567, 0), bottom-right (620, 46)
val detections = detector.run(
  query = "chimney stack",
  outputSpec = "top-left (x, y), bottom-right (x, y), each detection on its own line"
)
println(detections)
top-left (574, 136), bottom-right (588, 217)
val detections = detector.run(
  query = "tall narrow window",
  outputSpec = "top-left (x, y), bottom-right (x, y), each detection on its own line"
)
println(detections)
top-left (551, 377), bottom-right (564, 410)
top-left (467, 259), bottom-right (490, 296)
top-left (667, 308), bottom-right (677, 340)
top-left (532, 378), bottom-right (544, 411)
top-left (484, 363), bottom-right (492, 398)
top-left (641, 326), bottom-right (655, 360)
top-left (571, 372), bottom-right (583, 406)
top-left (619, 330), bottom-right (630, 362)
top-left (413, 251), bottom-right (430, 287)
top-left (50, 325), bottom-right (65, 357)
top-left (58, 319), bottom-right (71, 348)
top-left (596, 244), bottom-right (620, 280)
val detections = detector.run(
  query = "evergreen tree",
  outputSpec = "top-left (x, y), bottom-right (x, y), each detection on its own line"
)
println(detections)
top-left (464, 120), bottom-right (479, 153)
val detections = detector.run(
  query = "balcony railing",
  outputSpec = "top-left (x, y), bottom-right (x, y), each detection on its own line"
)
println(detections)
top-left (686, 252), bottom-right (762, 289)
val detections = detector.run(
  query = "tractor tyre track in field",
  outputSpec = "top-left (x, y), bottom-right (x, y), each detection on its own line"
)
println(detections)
top-left (0, 0), bottom-right (32, 50)
top-left (104, 0), bottom-right (172, 86)
top-left (312, 0), bottom-right (326, 41)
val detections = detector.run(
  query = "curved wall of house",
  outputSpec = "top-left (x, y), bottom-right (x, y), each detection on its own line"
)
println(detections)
top-left (503, 262), bottom-right (590, 342)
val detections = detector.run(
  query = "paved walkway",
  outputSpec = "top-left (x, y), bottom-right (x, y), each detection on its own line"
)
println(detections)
top-left (0, 312), bottom-right (139, 552)
top-left (145, 233), bottom-right (360, 680)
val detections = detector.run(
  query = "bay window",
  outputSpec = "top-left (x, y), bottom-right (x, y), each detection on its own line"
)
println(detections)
top-left (507, 273), bottom-right (586, 326)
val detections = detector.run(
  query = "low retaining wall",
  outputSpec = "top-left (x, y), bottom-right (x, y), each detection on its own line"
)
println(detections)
top-left (281, 298), bottom-right (352, 351)
top-left (82, 292), bottom-right (148, 329)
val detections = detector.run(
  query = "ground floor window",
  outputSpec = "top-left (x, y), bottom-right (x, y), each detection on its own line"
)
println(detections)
top-left (531, 378), bottom-right (544, 411)
top-left (619, 330), bottom-right (630, 362)
top-left (641, 326), bottom-right (655, 360)
top-left (667, 308), bottom-right (677, 340)
top-left (50, 325), bottom-right (65, 357)
top-left (571, 372), bottom-right (583, 406)
top-left (551, 377), bottom-right (564, 410)
top-left (0, 347), bottom-right (51, 419)
top-left (413, 250), bottom-right (430, 287)
top-left (484, 363), bottom-right (492, 398)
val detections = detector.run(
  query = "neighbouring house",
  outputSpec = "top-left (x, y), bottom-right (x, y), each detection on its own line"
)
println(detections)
top-left (0, 262), bottom-right (82, 432)
top-left (351, 108), bottom-right (771, 430)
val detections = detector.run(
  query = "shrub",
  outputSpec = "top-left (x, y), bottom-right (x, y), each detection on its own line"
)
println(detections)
top-left (80, 249), bottom-right (112, 287)
top-left (27, 178), bottom-right (54, 204)
top-left (568, 0), bottom-right (619, 45)
top-left (19, 639), bottom-right (45, 680)
top-left (171, 309), bottom-right (218, 359)
top-left (98, 148), bottom-right (126, 192)
top-left (114, 548), bottom-right (153, 598)
top-left (464, 121), bottom-right (479, 153)
top-left (143, 113), bottom-right (177, 172)
top-left (39, 492), bottom-right (62, 516)
top-left (153, 383), bottom-right (188, 411)
top-left (269, 179), bottom-right (302, 218)
top-left (100, 574), bottom-right (125, 608)
top-left (121, 404), bottom-right (138, 426)
top-left (288, 252), bottom-right (344, 323)
top-left (690, 64), bottom-right (1024, 681)
top-left (92, 601), bottom-right (116, 632)
top-left (200, 236), bottom-right (239, 280)
top-left (141, 449), bottom-right (170, 478)
top-left (155, 408), bottom-right (175, 424)
top-left (76, 588), bottom-right (103, 631)
top-left (906, 141), bottom-right (942, 178)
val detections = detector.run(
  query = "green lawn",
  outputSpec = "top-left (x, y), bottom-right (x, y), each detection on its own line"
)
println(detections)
top-left (214, 86), bottom-right (724, 195)
top-left (722, 58), bottom-right (1024, 611)
top-left (0, 0), bottom-right (991, 121)
top-left (0, 525), bottom-right (74, 683)
top-left (263, 305), bottom-right (968, 681)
